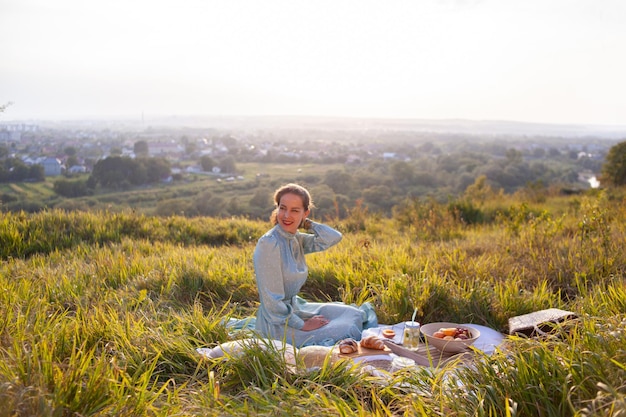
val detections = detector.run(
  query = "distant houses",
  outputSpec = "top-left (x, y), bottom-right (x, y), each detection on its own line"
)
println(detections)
top-left (68, 165), bottom-right (87, 174)
top-left (20, 156), bottom-right (85, 177)
top-left (149, 142), bottom-right (184, 158)
top-left (41, 157), bottom-right (63, 176)
top-left (0, 123), bottom-right (38, 143)
top-left (20, 157), bottom-right (68, 177)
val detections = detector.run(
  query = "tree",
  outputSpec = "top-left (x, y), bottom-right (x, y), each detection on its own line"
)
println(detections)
top-left (250, 188), bottom-right (271, 209)
top-left (185, 142), bottom-right (197, 156)
top-left (134, 140), bottom-right (149, 157)
top-left (28, 164), bottom-right (45, 182)
top-left (390, 161), bottom-right (415, 186)
top-left (64, 146), bottom-right (77, 157)
top-left (463, 175), bottom-right (495, 205)
top-left (413, 171), bottom-right (437, 187)
top-left (89, 156), bottom-right (138, 188)
top-left (89, 156), bottom-right (170, 188)
top-left (110, 147), bottom-right (123, 156)
top-left (0, 102), bottom-right (12, 113)
top-left (200, 155), bottom-right (216, 172)
top-left (362, 185), bottom-right (395, 213)
top-left (53, 178), bottom-right (91, 197)
top-left (9, 160), bottom-right (30, 181)
top-left (601, 140), bottom-right (626, 186)
top-left (505, 148), bottom-right (523, 164)
top-left (532, 147), bottom-right (546, 158)
top-left (323, 169), bottom-right (354, 195)
top-left (66, 155), bottom-right (79, 168)
top-left (194, 191), bottom-right (227, 216)
top-left (218, 156), bottom-right (236, 174)
top-left (548, 147), bottom-right (561, 158)
top-left (142, 157), bottom-right (171, 182)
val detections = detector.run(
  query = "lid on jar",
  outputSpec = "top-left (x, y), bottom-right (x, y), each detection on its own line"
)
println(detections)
top-left (392, 356), bottom-right (416, 368)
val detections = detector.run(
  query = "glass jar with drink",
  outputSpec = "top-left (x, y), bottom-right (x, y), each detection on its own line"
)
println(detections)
top-left (404, 321), bottom-right (420, 350)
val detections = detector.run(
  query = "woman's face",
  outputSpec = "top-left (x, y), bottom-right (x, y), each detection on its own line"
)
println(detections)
top-left (277, 192), bottom-right (310, 234)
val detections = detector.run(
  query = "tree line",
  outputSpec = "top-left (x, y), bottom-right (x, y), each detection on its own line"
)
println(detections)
top-left (54, 156), bottom-right (171, 197)
top-left (0, 156), bottom-right (45, 182)
top-left (3, 135), bottom-right (626, 218)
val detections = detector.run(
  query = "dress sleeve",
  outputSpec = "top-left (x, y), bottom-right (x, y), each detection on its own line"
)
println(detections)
top-left (299, 221), bottom-right (343, 255)
top-left (254, 235), bottom-right (305, 329)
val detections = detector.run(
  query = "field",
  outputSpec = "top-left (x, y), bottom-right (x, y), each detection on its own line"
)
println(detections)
top-left (2, 162), bottom-right (346, 216)
top-left (1, 189), bottom-right (625, 416)
top-left (0, 180), bottom-right (57, 200)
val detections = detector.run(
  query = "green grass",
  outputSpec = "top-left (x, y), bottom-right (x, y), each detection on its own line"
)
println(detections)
top-left (0, 189), bottom-right (625, 416)
top-left (1, 181), bottom-right (53, 200)
top-left (1, 162), bottom-right (345, 216)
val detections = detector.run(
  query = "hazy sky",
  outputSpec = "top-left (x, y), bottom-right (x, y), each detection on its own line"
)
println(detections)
top-left (2, 0), bottom-right (626, 125)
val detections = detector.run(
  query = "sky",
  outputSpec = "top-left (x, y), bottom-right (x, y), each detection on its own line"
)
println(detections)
top-left (1, 0), bottom-right (626, 126)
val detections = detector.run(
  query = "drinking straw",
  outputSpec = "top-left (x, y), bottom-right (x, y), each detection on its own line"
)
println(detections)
top-left (411, 307), bottom-right (417, 324)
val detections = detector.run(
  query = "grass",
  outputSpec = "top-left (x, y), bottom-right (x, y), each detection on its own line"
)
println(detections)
top-left (0, 189), bottom-right (625, 416)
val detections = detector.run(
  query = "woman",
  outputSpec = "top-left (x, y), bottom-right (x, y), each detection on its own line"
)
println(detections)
top-left (254, 183), bottom-right (376, 347)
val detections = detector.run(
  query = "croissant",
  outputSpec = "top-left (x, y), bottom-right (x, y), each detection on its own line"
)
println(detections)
top-left (360, 335), bottom-right (386, 350)
top-left (338, 338), bottom-right (358, 354)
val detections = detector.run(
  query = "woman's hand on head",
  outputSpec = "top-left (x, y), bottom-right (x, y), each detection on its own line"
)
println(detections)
top-left (301, 315), bottom-right (329, 331)
top-left (301, 218), bottom-right (312, 230)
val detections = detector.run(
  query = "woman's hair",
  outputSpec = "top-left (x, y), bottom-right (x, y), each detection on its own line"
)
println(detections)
top-left (270, 183), bottom-right (314, 225)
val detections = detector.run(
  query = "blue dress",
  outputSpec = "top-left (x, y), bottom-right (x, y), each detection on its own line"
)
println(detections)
top-left (254, 221), bottom-right (376, 347)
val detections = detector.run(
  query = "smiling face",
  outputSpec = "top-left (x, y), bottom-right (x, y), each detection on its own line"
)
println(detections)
top-left (276, 192), bottom-right (310, 234)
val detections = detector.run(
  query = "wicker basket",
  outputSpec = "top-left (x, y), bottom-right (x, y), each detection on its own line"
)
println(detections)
top-left (508, 308), bottom-right (577, 337)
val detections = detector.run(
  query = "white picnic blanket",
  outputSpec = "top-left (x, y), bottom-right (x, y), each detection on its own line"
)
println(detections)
top-left (360, 322), bottom-right (505, 363)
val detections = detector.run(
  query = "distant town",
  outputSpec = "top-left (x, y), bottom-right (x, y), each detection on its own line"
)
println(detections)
top-left (1, 116), bottom-right (622, 180)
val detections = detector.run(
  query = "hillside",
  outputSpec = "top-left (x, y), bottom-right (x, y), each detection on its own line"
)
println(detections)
top-left (1, 189), bottom-right (624, 415)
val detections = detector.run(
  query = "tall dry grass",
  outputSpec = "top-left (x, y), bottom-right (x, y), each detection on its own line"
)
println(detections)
top-left (0, 189), bottom-right (624, 415)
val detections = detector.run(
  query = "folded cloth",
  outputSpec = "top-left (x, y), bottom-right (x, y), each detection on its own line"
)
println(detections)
top-left (360, 302), bottom-right (379, 329)
top-left (464, 323), bottom-right (504, 355)
top-left (362, 323), bottom-right (406, 345)
top-left (224, 317), bottom-right (256, 331)
top-left (197, 338), bottom-right (296, 366)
